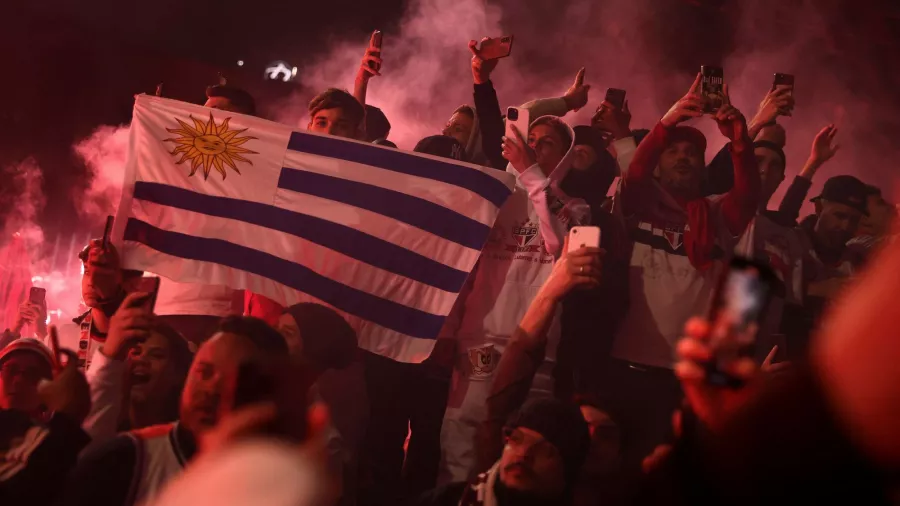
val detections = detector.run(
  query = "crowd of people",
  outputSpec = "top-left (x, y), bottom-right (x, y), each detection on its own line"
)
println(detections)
top-left (1, 32), bottom-right (898, 506)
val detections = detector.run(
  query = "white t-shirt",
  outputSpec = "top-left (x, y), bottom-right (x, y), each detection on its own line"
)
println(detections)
top-left (153, 279), bottom-right (237, 317)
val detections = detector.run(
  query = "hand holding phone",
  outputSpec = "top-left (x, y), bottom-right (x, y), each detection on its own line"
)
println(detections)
top-left (102, 216), bottom-right (114, 251)
top-left (701, 66), bottom-right (725, 114)
top-left (567, 226), bottom-right (601, 253)
top-left (771, 73), bottom-right (794, 116)
top-left (661, 74), bottom-right (705, 127)
top-left (468, 38), bottom-right (503, 84)
top-left (502, 108), bottom-right (535, 173)
top-left (475, 35), bottom-right (514, 61)
top-left (102, 288), bottom-right (158, 360)
top-left (360, 30), bottom-right (383, 77)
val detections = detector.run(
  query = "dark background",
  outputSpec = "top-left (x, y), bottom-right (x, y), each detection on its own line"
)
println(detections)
top-left (2, 0), bottom-right (899, 244)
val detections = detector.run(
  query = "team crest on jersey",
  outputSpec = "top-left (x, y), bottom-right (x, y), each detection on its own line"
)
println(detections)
top-left (467, 345), bottom-right (497, 378)
top-left (663, 228), bottom-right (684, 250)
top-left (512, 222), bottom-right (538, 246)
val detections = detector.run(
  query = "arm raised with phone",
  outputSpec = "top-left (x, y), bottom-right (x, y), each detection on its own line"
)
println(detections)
top-left (353, 30), bottom-right (383, 107)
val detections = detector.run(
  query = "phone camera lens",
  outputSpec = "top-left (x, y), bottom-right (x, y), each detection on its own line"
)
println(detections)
top-left (508, 109), bottom-right (518, 121)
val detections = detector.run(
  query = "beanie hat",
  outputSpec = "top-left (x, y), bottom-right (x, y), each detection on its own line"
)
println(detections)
top-left (414, 135), bottom-right (465, 161)
top-left (0, 338), bottom-right (55, 378)
top-left (283, 303), bottom-right (357, 371)
top-left (506, 398), bottom-right (590, 483)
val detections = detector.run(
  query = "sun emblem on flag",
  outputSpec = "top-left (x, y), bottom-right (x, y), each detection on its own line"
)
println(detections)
top-left (163, 113), bottom-right (258, 180)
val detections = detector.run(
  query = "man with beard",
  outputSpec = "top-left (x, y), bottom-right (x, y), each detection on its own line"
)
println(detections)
top-left (59, 316), bottom-right (287, 506)
top-left (416, 398), bottom-right (590, 506)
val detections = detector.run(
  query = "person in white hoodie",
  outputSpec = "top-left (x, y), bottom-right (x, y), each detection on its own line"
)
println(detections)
top-left (437, 113), bottom-right (590, 484)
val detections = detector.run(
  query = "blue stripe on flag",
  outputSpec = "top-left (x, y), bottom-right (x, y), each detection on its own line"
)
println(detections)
top-left (124, 218), bottom-right (445, 339)
top-left (132, 182), bottom-right (468, 293)
top-left (287, 132), bottom-right (511, 208)
top-left (278, 168), bottom-right (490, 251)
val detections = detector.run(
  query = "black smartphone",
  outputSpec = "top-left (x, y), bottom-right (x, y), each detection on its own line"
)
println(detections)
top-left (370, 30), bottom-right (383, 73)
top-left (706, 257), bottom-right (776, 387)
top-left (29, 286), bottom-right (46, 306)
top-left (700, 65), bottom-right (725, 114)
top-left (479, 35), bottom-right (514, 60)
top-left (102, 216), bottom-right (114, 250)
top-left (233, 358), bottom-right (314, 442)
top-left (133, 276), bottom-right (161, 313)
top-left (604, 88), bottom-right (627, 110)
top-left (772, 73), bottom-right (795, 116)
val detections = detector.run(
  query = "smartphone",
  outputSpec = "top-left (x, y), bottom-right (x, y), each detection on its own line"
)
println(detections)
top-left (772, 73), bottom-right (795, 117)
top-left (102, 215), bottom-right (114, 250)
top-left (29, 286), bottom-right (46, 306)
top-left (706, 257), bottom-right (776, 387)
top-left (568, 226), bottom-right (601, 253)
top-left (700, 65), bottom-right (725, 114)
top-left (133, 276), bottom-right (161, 313)
top-left (505, 107), bottom-right (530, 146)
top-left (478, 35), bottom-right (514, 61)
top-left (233, 358), bottom-right (314, 442)
top-left (604, 88), bottom-right (627, 110)
top-left (370, 30), bottom-right (383, 73)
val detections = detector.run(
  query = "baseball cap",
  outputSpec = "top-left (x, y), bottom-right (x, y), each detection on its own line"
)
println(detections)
top-left (414, 135), bottom-right (464, 161)
top-left (0, 338), bottom-right (55, 378)
top-left (810, 175), bottom-right (870, 216)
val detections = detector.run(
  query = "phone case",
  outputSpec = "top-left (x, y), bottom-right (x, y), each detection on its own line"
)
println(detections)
top-left (479, 36), bottom-right (513, 60)
top-left (568, 226), bottom-right (601, 252)
top-left (701, 66), bottom-right (725, 114)
top-left (505, 107), bottom-right (530, 146)
top-left (605, 88), bottom-right (626, 109)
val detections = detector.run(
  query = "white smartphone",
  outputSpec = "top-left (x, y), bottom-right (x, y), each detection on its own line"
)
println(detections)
top-left (567, 226), bottom-right (601, 253)
top-left (505, 107), bottom-right (530, 145)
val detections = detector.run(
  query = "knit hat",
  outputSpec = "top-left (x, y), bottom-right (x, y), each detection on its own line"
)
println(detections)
top-left (0, 338), bottom-right (55, 378)
top-left (506, 398), bottom-right (590, 483)
top-left (283, 303), bottom-right (357, 371)
top-left (669, 126), bottom-right (707, 154)
top-left (414, 135), bottom-right (465, 161)
top-left (811, 175), bottom-right (870, 216)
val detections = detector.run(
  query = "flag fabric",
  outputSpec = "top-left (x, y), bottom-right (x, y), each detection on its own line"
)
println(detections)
top-left (112, 95), bottom-right (515, 362)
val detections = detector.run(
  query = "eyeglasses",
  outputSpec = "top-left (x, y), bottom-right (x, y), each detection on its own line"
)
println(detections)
top-left (0, 364), bottom-right (46, 383)
top-left (504, 428), bottom-right (561, 461)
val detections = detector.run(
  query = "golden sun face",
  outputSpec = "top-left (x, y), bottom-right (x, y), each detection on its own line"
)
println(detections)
top-left (164, 113), bottom-right (258, 180)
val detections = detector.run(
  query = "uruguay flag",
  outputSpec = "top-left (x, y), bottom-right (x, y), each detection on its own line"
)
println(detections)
top-left (112, 95), bottom-right (515, 362)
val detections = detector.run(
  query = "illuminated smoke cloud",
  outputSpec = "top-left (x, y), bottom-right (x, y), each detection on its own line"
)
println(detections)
top-left (73, 124), bottom-right (130, 221)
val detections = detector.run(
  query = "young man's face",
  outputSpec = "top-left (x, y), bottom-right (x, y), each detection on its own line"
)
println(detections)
top-left (572, 145), bottom-right (599, 171)
top-left (127, 331), bottom-right (181, 406)
top-left (498, 427), bottom-right (567, 497)
top-left (308, 108), bottom-right (359, 139)
top-left (755, 146), bottom-right (786, 206)
top-left (179, 332), bottom-right (258, 435)
top-left (0, 353), bottom-right (50, 414)
top-left (81, 263), bottom-right (122, 308)
top-left (528, 124), bottom-right (568, 176)
top-left (657, 140), bottom-right (704, 198)
top-left (442, 111), bottom-right (474, 148)
top-left (815, 200), bottom-right (863, 250)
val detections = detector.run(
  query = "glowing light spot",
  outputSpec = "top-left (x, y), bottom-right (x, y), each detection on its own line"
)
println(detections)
top-left (237, 60), bottom-right (244, 66)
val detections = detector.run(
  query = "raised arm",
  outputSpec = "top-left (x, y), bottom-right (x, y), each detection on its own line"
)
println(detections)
top-left (476, 239), bottom-right (603, 472)
top-left (777, 125), bottom-right (840, 224)
top-left (351, 31), bottom-right (382, 107)
top-left (468, 39), bottom-right (506, 170)
top-left (747, 87), bottom-right (794, 141)
top-left (714, 85), bottom-right (760, 236)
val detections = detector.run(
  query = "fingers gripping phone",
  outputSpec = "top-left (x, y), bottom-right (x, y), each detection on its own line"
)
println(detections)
top-left (604, 88), bottom-right (627, 110)
top-left (701, 65), bottom-right (725, 114)
top-left (478, 35), bottom-right (514, 61)
top-left (505, 107), bottom-right (530, 146)
top-left (706, 257), bottom-right (776, 387)
top-left (772, 73), bottom-right (795, 116)
top-left (370, 30), bottom-right (383, 72)
top-left (568, 226), bottom-right (601, 253)
top-left (133, 276), bottom-right (161, 313)
top-left (102, 215), bottom-right (114, 250)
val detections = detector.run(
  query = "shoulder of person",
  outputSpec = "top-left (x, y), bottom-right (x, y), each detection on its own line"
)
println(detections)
top-left (408, 481), bottom-right (469, 506)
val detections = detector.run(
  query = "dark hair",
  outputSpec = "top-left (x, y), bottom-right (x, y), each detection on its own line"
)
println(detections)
top-left (78, 241), bottom-right (143, 278)
top-left (206, 84), bottom-right (256, 115)
top-left (216, 315), bottom-right (289, 355)
top-left (530, 116), bottom-right (572, 150)
top-left (283, 303), bottom-right (357, 371)
top-left (150, 322), bottom-right (194, 422)
top-left (365, 105), bottom-right (391, 142)
top-left (453, 105), bottom-right (475, 119)
top-left (308, 88), bottom-right (365, 128)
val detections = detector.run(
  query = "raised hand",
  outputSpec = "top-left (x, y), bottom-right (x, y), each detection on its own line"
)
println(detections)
top-left (660, 73), bottom-right (704, 127)
top-left (539, 235), bottom-right (604, 302)
top-left (592, 99), bottom-right (632, 141)
top-left (358, 31), bottom-right (383, 79)
top-left (38, 340), bottom-right (91, 423)
top-left (563, 67), bottom-right (591, 112)
top-left (808, 124), bottom-right (840, 167)
top-left (102, 291), bottom-right (154, 360)
top-left (713, 85), bottom-right (749, 148)
top-left (501, 124), bottom-right (537, 174)
top-left (752, 87), bottom-right (794, 128)
top-left (469, 38), bottom-right (499, 85)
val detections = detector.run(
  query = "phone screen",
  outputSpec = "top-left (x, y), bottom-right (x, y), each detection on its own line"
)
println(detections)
top-left (701, 66), bottom-right (725, 114)
top-left (605, 88), bottom-right (626, 109)
top-left (772, 73), bottom-right (795, 116)
top-left (134, 276), bottom-right (161, 313)
top-left (29, 287), bottom-right (46, 306)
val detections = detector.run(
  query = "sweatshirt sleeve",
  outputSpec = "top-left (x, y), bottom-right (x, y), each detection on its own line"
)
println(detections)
top-left (775, 176), bottom-right (813, 226)
top-left (611, 136), bottom-right (637, 178)
top-left (473, 81), bottom-right (507, 171)
top-left (82, 350), bottom-right (128, 447)
top-left (0, 414), bottom-right (91, 506)
top-left (718, 137), bottom-right (761, 236)
top-left (519, 97), bottom-right (569, 119)
top-left (58, 434), bottom-right (139, 506)
top-left (517, 164), bottom-right (577, 257)
top-left (620, 122), bottom-right (671, 217)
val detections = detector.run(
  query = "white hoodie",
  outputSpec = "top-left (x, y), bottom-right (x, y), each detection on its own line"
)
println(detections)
top-left (439, 118), bottom-right (589, 483)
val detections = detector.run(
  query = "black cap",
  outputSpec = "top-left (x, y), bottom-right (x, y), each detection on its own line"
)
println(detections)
top-left (414, 135), bottom-right (464, 161)
top-left (810, 175), bottom-right (870, 216)
top-left (506, 398), bottom-right (590, 483)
